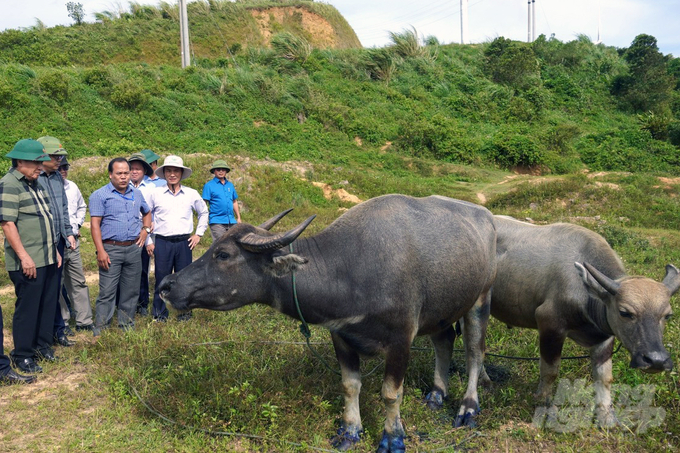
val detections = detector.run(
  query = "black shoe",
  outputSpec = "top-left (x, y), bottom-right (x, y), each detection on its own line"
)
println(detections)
top-left (0, 369), bottom-right (37, 385)
top-left (153, 317), bottom-right (167, 323)
top-left (36, 351), bottom-right (59, 362)
top-left (12, 357), bottom-right (43, 374)
top-left (54, 335), bottom-right (76, 347)
top-left (64, 326), bottom-right (75, 336)
top-left (75, 324), bottom-right (95, 332)
top-left (137, 306), bottom-right (149, 316)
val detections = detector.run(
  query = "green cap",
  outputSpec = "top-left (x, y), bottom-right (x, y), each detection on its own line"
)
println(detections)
top-left (140, 149), bottom-right (161, 164)
top-left (210, 159), bottom-right (231, 174)
top-left (6, 139), bottom-right (50, 161)
top-left (37, 136), bottom-right (68, 155)
top-left (129, 152), bottom-right (154, 177)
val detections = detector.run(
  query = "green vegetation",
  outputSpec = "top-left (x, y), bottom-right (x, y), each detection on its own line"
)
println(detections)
top-left (1, 2), bottom-right (680, 451)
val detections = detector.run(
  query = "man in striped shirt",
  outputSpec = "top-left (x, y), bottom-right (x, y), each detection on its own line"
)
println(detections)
top-left (0, 139), bottom-right (59, 376)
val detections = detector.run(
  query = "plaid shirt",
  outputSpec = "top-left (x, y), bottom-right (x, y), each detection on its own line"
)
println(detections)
top-left (0, 168), bottom-right (57, 271)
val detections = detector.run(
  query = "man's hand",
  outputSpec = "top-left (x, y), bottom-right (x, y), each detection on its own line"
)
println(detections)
top-left (67, 235), bottom-right (76, 249)
top-left (57, 251), bottom-right (62, 269)
top-left (146, 243), bottom-right (155, 256)
top-left (20, 256), bottom-right (37, 279)
top-left (188, 235), bottom-right (201, 250)
top-left (97, 250), bottom-right (111, 271)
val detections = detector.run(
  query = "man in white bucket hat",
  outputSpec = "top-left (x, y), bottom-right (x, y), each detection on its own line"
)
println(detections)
top-left (144, 155), bottom-right (208, 321)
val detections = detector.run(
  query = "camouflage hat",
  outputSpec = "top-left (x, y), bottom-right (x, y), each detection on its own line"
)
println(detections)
top-left (209, 159), bottom-right (231, 174)
top-left (129, 152), bottom-right (154, 177)
top-left (37, 136), bottom-right (68, 155)
top-left (5, 139), bottom-right (50, 161)
top-left (140, 149), bottom-right (161, 164)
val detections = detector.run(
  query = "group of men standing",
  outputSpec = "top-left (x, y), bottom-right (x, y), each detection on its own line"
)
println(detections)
top-left (0, 137), bottom-right (241, 385)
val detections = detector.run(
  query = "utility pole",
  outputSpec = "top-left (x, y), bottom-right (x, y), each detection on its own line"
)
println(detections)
top-left (460, 0), bottom-right (468, 44)
top-left (179, 0), bottom-right (191, 67)
top-left (527, 0), bottom-right (536, 42)
top-left (527, 0), bottom-right (531, 42)
top-left (532, 0), bottom-right (536, 41)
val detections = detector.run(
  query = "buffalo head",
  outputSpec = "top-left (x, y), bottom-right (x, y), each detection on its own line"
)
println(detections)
top-left (159, 210), bottom-right (315, 312)
top-left (576, 262), bottom-right (678, 373)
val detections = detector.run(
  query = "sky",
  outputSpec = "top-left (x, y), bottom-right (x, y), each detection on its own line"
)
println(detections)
top-left (1, 0), bottom-right (679, 57)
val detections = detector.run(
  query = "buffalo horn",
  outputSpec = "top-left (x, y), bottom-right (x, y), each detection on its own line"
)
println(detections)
top-left (662, 264), bottom-right (680, 295)
top-left (258, 208), bottom-right (294, 231)
top-left (239, 215), bottom-right (316, 253)
top-left (583, 262), bottom-right (621, 295)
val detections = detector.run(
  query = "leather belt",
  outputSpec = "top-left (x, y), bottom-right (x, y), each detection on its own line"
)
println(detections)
top-left (156, 234), bottom-right (191, 243)
top-left (103, 238), bottom-right (138, 246)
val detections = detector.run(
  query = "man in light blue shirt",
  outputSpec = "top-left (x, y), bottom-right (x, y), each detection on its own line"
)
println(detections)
top-left (89, 158), bottom-right (152, 331)
top-left (201, 159), bottom-right (241, 241)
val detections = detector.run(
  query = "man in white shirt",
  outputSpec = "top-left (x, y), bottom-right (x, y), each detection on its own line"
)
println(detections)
top-left (145, 155), bottom-right (208, 321)
top-left (128, 152), bottom-right (156, 316)
top-left (58, 158), bottom-right (97, 334)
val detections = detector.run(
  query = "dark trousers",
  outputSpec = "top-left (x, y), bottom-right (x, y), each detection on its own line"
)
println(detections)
top-left (52, 238), bottom-right (67, 337)
top-left (152, 236), bottom-right (192, 320)
top-left (9, 264), bottom-right (58, 360)
top-left (138, 246), bottom-right (150, 309)
top-left (0, 305), bottom-right (10, 375)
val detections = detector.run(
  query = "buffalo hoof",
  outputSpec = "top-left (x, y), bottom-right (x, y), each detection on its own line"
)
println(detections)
top-left (376, 430), bottom-right (405, 453)
top-left (330, 424), bottom-right (363, 451)
top-left (596, 406), bottom-right (620, 429)
top-left (454, 404), bottom-right (479, 428)
top-left (424, 389), bottom-right (445, 410)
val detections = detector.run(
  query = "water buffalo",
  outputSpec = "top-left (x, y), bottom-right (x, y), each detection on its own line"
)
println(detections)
top-left (159, 194), bottom-right (497, 452)
top-left (484, 216), bottom-right (678, 425)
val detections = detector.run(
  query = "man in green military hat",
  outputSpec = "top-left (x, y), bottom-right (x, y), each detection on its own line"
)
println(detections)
top-left (201, 159), bottom-right (241, 241)
top-left (0, 139), bottom-right (59, 380)
top-left (140, 149), bottom-right (165, 187)
top-left (37, 135), bottom-right (77, 348)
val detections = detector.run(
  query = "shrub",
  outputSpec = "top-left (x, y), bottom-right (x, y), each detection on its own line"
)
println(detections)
top-left (484, 37), bottom-right (540, 90)
top-left (37, 71), bottom-right (70, 101)
top-left (363, 48), bottom-right (397, 84)
top-left (271, 32), bottom-right (312, 64)
top-left (483, 128), bottom-right (543, 167)
top-left (82, 67), bottom-right (112, 88)
top-left (109, 80), bottom-right (150, 109)
top-left (93, 137), bottom-right (138, 156)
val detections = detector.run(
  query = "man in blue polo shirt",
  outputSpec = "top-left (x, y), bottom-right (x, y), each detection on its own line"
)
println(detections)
top-left (202, 159), bottom-right (241, 241)
top-left (89, 158), bottom-right (152, 331)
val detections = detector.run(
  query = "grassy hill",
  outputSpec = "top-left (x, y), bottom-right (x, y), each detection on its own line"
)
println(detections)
top-left (0, 1), bottom-right (360, 66)
top-left (1, 2), bottom-right (680, 452)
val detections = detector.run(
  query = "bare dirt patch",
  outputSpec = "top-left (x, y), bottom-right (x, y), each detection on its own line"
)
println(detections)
top-left (250, 7), bottom-right (337, 48)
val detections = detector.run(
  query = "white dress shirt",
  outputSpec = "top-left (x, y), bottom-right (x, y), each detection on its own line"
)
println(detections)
top-left (64, 179), bottom-right (87, 236)
top-left (145, 184), bottom-right (209, 244)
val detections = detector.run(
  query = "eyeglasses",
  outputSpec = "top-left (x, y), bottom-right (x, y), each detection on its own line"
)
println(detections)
top-left (50, 155), bottom-right (64, 161)
top-left (59, 165), bottom-right (70, 171)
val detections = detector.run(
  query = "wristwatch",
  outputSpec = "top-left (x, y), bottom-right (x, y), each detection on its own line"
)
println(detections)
top-left (143, 226), bottom-right (152, 234)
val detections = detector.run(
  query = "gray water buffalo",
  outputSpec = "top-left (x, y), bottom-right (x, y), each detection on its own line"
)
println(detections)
top-left (158, 194), bottom-right (497, 452)
top-left (486, 216), bottom-right (678, 425)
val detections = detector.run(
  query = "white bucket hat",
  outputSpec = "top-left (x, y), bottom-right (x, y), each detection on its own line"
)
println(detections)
top-left (155, 155), bottom-right (192, 181)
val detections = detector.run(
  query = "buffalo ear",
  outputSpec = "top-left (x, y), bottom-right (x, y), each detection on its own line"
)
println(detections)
top-left (575, 262), bottom-right (617, 300)
top-left (662, 264), bottom-right (680, 295)
top-left (266, 252), bottom-right (308, 277)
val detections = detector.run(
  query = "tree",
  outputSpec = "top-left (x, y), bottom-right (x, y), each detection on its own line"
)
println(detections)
top-left (611, 34), bottom-right (674, 113)
top-left (66, 2), bottom-right (85, 25)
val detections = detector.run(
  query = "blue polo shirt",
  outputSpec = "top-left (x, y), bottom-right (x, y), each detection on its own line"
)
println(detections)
top-left (89, 182), bottom-right (150, 241)
top-left (202, 177), bottom-right (238, 224)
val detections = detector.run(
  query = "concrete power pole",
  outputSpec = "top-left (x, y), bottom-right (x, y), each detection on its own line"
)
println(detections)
top-left (532, 0), bottom-right (536, 41)
top-left (179, 0), bottom-right (191, 67)
top-left (527, 0), bottom-right (536, 42)
top-left (460, 0), bottom-right (468, 44)
top-left (527, 0), bottom-right (531, 42)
